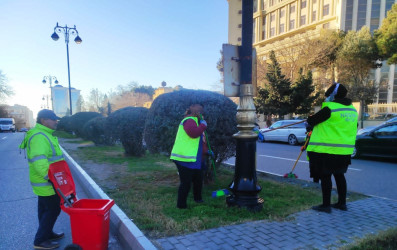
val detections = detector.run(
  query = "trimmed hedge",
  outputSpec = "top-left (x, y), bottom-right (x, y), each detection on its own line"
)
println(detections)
top-left (106, 107), bottom-right (148, 156)
top-left (57, 116), bottom-right (72, 132)
top-left (144, 89), bottom-right (238, 164)
top-left (82, 117), bottom-right (110, 145)
top-left (69, 112), bottom-right (103, 138)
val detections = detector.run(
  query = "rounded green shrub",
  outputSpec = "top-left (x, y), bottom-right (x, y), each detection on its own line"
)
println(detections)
top-left (69, 112), bottom-right (103, 138)
top-left (144, 89), bottom-right (238, 164)
top-left (57, 116), bottom-right (72, 132)
top-left (106, 107), bottom-right (148, 156)
top-left (82, 117), bottom-right (110, 145)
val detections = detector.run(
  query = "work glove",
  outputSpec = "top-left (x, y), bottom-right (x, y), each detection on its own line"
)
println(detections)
top-left (200, 120), bottom-right (207, 127)
top-left (208, 150), bottom-right (215, 159)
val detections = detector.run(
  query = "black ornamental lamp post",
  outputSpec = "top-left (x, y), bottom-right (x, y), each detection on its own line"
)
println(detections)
top-left (51, 22), bottom-right (82, 116)
top-left (226, 0), bottom-right (264, 211)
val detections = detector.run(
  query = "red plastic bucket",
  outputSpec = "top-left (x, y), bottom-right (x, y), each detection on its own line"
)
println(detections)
top-left (63, 199), bottom-right (114, 250)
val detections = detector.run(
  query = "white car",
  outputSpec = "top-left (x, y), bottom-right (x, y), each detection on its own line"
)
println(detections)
top-left (259, 120), bottom-right (307, 145)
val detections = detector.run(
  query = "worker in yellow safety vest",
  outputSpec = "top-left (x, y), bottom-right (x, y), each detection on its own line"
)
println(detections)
top-left (306, 83), bottom-right (358, 213)
top-left (170, 103), bottom-right (208, 209)
top-left (19, 109), bottom-right (65, 249)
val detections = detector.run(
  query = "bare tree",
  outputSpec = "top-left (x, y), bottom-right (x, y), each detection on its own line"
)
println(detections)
top-left (0, 70), bottom-right (13, 101)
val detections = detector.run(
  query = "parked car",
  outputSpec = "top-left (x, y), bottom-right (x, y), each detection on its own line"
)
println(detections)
top-left (352, 121), bottom-right (397, 159)
top-left (259, 119), bottom-right (307, 145)
top-left (357, 117), bottom-right (397, 135)
top-left (19, 128), bottom-right (29, 132)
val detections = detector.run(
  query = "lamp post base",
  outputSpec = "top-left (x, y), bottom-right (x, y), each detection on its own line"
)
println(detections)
top-left (226, 195), bottom-right (264, 212)
top-left (226, 137), bottom-right (263, 212)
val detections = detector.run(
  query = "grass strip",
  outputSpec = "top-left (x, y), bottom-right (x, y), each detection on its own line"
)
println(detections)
top-left (65, 140), bottom-right (365, 239)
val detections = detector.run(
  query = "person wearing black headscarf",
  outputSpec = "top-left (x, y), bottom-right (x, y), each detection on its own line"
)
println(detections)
top-left (306, 83), bottom-right (358, 213)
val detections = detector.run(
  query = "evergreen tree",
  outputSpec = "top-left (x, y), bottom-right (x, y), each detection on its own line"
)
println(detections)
top-left (374, 3), bottom-right (397, 64)
top-left (264, 50), bottom-right (292, 118)
top-left (290, 69), bottom-right (319, 115)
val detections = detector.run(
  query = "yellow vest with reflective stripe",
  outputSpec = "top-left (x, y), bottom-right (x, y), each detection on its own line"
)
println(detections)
top-left (19, 123), bottom-right (64, 196)
top-left (307, 102), bottom-right (358, 155)
top-left (170, 117), bottom-right (200, 162)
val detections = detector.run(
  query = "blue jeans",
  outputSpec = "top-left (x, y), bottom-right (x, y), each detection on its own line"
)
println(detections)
top-left (34, 194), bottom-right (61, 245)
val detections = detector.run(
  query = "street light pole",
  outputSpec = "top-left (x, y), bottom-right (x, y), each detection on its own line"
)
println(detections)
top-left (51, 22), bottom-right (82, 116)
top-left (226, 0), bottom-right (263, 211)
top-left (42, 75), bottom-right (58, 111)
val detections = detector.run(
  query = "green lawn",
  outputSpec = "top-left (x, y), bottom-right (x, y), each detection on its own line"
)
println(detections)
top-left (62, 140), bottom-right (365, 239)
top-left (343, 227), bottom-right (397, 250)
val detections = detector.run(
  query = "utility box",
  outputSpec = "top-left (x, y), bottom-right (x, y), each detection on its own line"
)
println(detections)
top-left (223, 44), bottom-right (241, 97)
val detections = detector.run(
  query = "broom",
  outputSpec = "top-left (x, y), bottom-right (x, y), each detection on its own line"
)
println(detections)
top-left (283, 131), bottom-right (311, 179)
top-left (199, 115), bottom-right (229, 197)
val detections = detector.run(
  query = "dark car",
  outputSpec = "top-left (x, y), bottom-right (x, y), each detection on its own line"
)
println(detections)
top-left (352, 121), bottom-right (397, 159)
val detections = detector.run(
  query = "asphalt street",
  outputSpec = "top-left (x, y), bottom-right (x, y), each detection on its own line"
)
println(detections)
top-left (0, 132), bottom-right (121, 250)
top-left (226, 140), bottom-right (397, 200)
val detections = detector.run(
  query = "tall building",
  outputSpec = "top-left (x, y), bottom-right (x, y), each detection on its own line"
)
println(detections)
top-left (52, 84), bottom-right (81, 117)
top-left (227, 0), bottom-right (397, 104)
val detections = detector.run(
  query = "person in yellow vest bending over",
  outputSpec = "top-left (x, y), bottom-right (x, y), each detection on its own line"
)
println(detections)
top-left (307, 83), bottom-right (358, 213)
top-left (19, 109), bottom-right (65, 249)
top-left (170, 103), bottom-right (208, 209)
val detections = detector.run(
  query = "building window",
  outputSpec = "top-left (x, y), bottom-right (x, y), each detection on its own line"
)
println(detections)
top-left (357, 0), bottom-right (367, 29)
top-left (370, 0), bottom-right (381, 32)
top-left (280, 9), bottom-right (285, 18)
top-left (263, 16), bottom-right (266, 25)
top-left (262, 0), bottom-right (266, 10)
top-left (279, 23), bottom-right (285, 33)
top-left (312, 10), bottom-right (316, 21)
top-left (290, 4), bottom-right (296, 13)
top-left (301, 0), bottom-right (307, 9)
top-left (345, 0), bottom-right (353, 30)
top-left (262, 30), bottom-right (266, 40)
top-left (270, 13), bottom-right (276, 22)
top-left (254, 0), bottom-right (258, 12)
top-left (313, 0), bottom-right (317, 4)
top-left (289, 19), bottom-right (295, 29)
top-left (323, 4), bottom-right (329, 16)
top-left (269, 0), bottom-right (274, 7)
top-left (300, 15), bottom-right (306, 26)
top-left (270, 27), bottom-right (275, 37)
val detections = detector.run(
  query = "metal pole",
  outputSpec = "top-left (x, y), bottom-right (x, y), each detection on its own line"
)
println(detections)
top-left (66, 42), bottom-right (73, 116)
top-left (49, 77), bottom-right (54, 111)
top-left (226, 0), bottom-right (263, 211)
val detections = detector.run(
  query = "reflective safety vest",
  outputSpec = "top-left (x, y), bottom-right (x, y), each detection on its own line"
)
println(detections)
top-left (307, 102), bottom-right (358, 155)
top-left (19, 123), bottom-right (64, 196)
top-left (170, 117), bottom-right (200, 162)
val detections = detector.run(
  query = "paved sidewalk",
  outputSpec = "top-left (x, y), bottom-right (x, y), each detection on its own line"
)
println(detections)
top-left (155, 197), bottom-right (397, 249)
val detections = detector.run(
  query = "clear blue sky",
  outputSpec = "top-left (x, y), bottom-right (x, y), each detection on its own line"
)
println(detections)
top-left (0, 0), bottom-right (229, 117)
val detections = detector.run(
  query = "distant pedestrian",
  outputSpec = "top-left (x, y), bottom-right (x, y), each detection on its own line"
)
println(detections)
top-left (306, 83), bottom-right (358, 213)
top-left (170, 103), bottom-right (208, 209)
top-left (19, 109), bottom-right (65, 249)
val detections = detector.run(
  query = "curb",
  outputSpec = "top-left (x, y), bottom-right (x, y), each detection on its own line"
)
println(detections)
top-left (61, 146), bottom-right (156, 250)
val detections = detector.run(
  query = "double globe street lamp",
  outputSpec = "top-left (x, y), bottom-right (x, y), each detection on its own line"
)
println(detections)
top-left (42, 75), bottom-right (58, 111)
top-left (51, 22), bottom-right (82, 116)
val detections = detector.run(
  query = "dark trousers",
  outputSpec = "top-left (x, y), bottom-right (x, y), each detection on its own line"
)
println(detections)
top-left (320, 173), bottom-right (347, 206)
top-left (176, 164), bottom-right (203, 208)
top-left (34, 194), bottom-right (61, 245)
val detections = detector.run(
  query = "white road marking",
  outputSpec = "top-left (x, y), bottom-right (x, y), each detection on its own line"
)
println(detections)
top-left (258, 154), bottom-right (362, 171)
top-left (1, 136), bottom-right (6, 140)
top-left (258, 154), bottom-right (309, 163)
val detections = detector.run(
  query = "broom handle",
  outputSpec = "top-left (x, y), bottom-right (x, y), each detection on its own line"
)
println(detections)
top-left (199, 115), bottom-right (217, 181)
top-left (262, 120), bottom-right (306, 133)
top-left (290, 135), bottom-right (310, 173)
